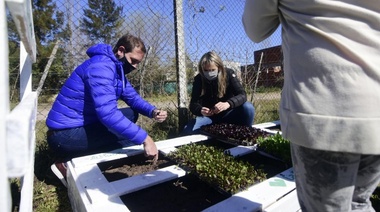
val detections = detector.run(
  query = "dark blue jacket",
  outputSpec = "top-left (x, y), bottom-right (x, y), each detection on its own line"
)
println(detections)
top-left (46, 44), bottom-right (156, 145)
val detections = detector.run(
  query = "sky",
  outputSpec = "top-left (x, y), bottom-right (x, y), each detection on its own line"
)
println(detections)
top-left (61, 0), bottom-right (282, 65)
top-left (180, 0), bottom-right (282, 64)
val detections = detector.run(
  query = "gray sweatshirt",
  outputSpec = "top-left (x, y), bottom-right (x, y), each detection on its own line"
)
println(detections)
top-left (243, 0), bottom-right (380, 154)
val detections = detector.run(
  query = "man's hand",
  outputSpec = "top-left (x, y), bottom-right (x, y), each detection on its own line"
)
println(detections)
top-left (143, 136), bottom-right (158, 162)
top-left (153, 109), bottom-right (167, 122)
top-left (212, 102), bottom-right (230, 114)
top-left (201, 107), bottom-right (214, 117)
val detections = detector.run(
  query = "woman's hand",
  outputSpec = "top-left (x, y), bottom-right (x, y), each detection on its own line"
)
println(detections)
top-left (212, 102), bottom-right (230, 114)
top-left (153, 109), bottom-right (167, 122)
top-left (201, 107), bottom-right (214, 117)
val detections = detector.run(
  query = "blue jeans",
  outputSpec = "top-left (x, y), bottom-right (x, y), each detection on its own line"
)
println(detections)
top-left (181, 101), bottom-right (255, 135)
top-left (47, 107), bottom-right (139, 159)
top-left (291, 143), bottom-right (380, 212)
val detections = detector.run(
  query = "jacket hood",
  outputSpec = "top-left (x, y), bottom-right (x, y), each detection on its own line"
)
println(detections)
top-left (86, 43), bottom-right (125, 89)
top-left (86, 44), bottom-right (119, 63)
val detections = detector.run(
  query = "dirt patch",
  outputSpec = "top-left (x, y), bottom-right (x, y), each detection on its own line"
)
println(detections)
top-left (98, 153), bottom-right (176, 182)
top-left (237, 151), bottom-right (289, 178)
top-left (121, 174), bottom-right (230, 212)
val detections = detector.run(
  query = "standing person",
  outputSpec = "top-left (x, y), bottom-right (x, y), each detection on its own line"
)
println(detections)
top-left (46, 33), bottom-right (167, 187)
top-left (182, 51), bottom-right (255, 135)
top-left (243, 0), bottom-right (380, 211)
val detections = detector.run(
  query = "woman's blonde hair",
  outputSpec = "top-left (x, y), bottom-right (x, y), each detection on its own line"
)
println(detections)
top-left (198, 51), bottom-right (227, 98)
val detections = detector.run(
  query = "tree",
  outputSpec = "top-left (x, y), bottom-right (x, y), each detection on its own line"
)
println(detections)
top-left (32, 0), bottom-right (72, 95)
top-left (33, 0), bottom-right (64, 48)
top-left (7, 0), bottom-right (69, 99)
top-left (81, 0), bottom-right (124, 45)
top-left (123, 11), bottom-right (175, 97)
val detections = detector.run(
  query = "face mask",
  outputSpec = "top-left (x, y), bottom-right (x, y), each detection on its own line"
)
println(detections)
top-left (119, 55), bottom-right (136, 74)
top-left (203, 70), bottom-right (218, 81)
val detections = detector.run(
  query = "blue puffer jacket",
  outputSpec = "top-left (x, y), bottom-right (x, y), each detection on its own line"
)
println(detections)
top-left (46, 44), bottom-right (156, 145)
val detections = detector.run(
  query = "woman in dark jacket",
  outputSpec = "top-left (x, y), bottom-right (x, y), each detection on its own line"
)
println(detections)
top-left (182, 51), bottom-right (255, 134)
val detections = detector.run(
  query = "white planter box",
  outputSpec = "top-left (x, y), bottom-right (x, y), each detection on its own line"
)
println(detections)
top-left (67, 122), bottom-right (300, 212)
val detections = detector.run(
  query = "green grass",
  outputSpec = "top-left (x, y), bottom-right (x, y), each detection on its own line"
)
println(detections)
top-left (11, 121), bottom-right (71, 211)
top-left (254, 99), bottom-right (280, 124)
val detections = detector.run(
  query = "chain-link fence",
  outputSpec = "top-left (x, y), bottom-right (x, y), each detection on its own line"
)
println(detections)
top-left (8, 0), bottom-right (282, 141)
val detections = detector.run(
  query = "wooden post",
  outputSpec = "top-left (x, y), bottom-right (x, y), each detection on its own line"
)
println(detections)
top-left (173, 0), bottom-right (188, 132)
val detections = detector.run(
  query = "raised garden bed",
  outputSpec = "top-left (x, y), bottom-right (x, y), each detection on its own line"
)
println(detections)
top-left (67, 121), bottom-right (300, 212)
top-left (95, 141), bottom-right (271, 211)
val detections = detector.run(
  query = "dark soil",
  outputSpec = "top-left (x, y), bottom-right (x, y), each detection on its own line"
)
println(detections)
top-left (98, 152), bottom-right (176, 182)
top-left (237, 151), bottom-right (290, 178)
top-left (372, 187), bottom-right (380, 211)
top-left (121, 174), bottom-right (230, 212)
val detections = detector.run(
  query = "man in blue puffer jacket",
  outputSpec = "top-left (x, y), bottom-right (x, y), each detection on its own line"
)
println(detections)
top-left (46, 33), bottom-right (167, 187)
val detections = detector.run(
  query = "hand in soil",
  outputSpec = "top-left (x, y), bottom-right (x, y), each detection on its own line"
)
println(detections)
top-left (143, 135), bottom-right (159, 161)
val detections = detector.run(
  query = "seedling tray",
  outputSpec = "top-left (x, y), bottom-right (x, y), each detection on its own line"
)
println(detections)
top-left (200, 123), bottom-right (272, 147)
top-left (200, 130), bottom-right (259, 146)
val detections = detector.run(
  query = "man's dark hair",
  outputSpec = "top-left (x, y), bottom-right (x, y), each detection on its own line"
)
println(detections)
top-left (113, 33), bottom-right (146, 54)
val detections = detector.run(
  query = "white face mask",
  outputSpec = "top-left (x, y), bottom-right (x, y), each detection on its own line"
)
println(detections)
top-left (203, 70), bottom-right (218, 81)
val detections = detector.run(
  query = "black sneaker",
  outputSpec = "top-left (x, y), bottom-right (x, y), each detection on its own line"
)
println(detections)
top-left (51, 162), bottom-right (67, 187)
